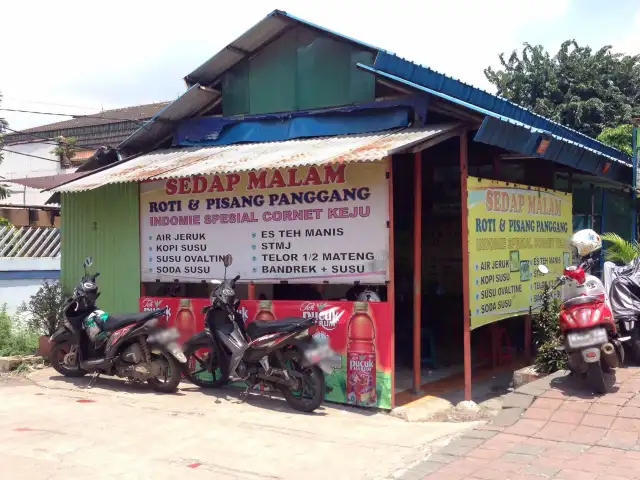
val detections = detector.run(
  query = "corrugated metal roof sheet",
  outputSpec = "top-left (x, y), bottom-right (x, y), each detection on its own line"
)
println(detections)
top-left (118, 85), bottom-right (220, 154)
top-left (372, 52), bottom-right (630, 164)
top-left (185, 10), bottom-right (385, 87)
top-left (54, 125), bottom-right (457, 193)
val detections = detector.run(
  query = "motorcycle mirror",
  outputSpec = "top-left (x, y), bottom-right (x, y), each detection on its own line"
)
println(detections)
top-left (222, 254), bottom-right (233, 268)
top-left (83, 256), bottom-right (93, 268)
top-left (538, 265), bottom-right (549, 274)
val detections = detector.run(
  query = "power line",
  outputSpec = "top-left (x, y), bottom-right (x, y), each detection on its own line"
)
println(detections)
top-left (2, 126), bottom-right (110, 151)
top-left (2, 96), bottom-right (103, 111)
top-left (0, 108), bottom-right (146, 125)
top-left (0, 148), bottom-right (67, 164)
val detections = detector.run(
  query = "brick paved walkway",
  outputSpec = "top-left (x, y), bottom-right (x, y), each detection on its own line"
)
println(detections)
top-left (399, 367), bottom-right (640, 479)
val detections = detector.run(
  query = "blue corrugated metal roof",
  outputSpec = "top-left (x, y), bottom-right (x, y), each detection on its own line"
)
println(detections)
top-left (474, 116), bottom-right (630, 184)
top-left (372, 52), bottom-right (630, 165)
top-left (358, 62), bottom-right (631, 184)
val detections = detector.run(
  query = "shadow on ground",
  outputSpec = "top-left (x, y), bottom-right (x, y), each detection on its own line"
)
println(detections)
top-left (45, 374), bottom-right (382, 418)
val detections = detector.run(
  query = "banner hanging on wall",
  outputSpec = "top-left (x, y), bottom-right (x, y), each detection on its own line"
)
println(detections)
top-left (467, 177), bottom-right (573, 329)
top-left (140, 297), bottom-right (393, 409)
top-left (139, 162), bottom-right (389, 284)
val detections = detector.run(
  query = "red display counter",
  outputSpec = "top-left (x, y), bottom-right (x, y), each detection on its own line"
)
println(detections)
top-left (140, 297), bottom-right (393, 409)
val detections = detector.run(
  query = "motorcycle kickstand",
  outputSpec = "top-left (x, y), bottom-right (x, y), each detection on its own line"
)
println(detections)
top-left (239, 382), bottom-right (256, 403)
top-left (87, 371), bottom-right (100, 389)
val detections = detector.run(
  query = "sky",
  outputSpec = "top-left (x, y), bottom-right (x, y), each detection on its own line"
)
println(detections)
top-left (2, 0), bottom-right (640, 130)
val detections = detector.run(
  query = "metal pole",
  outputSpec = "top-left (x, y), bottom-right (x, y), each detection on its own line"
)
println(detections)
top-left (632, 122), bottom-right (638, 240)
top-left (459, 131), bottom-right (472, 401)
top-left (248, 282), bottom-right (256, 300)
top-left (412, 151), bottom-right (422, 394)
top-left (387, 156), bottom-right (397, 408)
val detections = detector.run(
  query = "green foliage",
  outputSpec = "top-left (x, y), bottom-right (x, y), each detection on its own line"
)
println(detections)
top-left (485, 41), bottom-right (640, 139)
top-left (597, 124), bottom-right (633, 156)
top-left (600, 232), bottom-right (640, 264)
top-left (0, 304), bottom-right (39, 357)
top-left (18, 281), bottom-right (65, 337)
top-left (50, 136), bottom-right (78, 164)
top-left (533, 286), bottom-right (566, 373)
top-left (0, 217), bottom-right (10, 228)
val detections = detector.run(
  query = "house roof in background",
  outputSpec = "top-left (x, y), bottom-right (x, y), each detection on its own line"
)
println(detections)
top-left (4, 102), bottom-right (170, 149)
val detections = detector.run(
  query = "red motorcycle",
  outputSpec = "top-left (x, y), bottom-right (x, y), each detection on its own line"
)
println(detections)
top-left (539, 259), bottom-right (628, 393)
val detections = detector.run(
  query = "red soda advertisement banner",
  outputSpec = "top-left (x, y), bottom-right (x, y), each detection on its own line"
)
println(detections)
top-left (139, 297), bottom-right (393, 409)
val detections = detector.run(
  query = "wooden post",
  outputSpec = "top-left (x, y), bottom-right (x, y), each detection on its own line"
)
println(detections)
top-left (387, 156), bottom-right (397, 408)
top-left (413, 151), bottom-right (423, 394)
top-left (524, 313), bottom-right (532, 363)
top-left (459, 131), bottom-right (472, 402)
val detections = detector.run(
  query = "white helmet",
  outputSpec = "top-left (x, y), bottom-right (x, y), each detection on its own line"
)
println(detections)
top-left (356, 289), bottom-right (381, 302)
top-left (570, 229), bottom-right (602, 258)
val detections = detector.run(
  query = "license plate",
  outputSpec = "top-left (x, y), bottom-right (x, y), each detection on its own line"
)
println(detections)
top-left (567, 328), bottom-right (607, 349)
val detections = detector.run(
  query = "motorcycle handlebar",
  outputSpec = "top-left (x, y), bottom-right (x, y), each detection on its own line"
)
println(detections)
top-left (232, 274), bottom-right (240, 286)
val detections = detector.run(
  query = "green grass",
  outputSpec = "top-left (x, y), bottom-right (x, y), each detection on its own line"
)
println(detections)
top-left (0, 304), bottom-right (39, 357)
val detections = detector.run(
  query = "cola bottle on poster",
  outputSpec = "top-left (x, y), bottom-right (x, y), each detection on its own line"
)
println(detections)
top-left (255, 300), bottom-right (276, 322)
top-left (175, 299), bottom-right (196, 338)
top-left (346, 302), bottom-right (377, 407)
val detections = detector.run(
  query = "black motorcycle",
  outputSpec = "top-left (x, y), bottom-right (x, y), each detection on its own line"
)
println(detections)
top-left (183, 255), bottom-right (335, 412)
top-left (49, 256), bottom-right (187, 393)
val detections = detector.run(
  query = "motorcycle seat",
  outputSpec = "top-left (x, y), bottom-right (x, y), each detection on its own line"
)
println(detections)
top-left (247, 317), bottom-right (313, 339)
top-left (103, 310), bottom-right (164, 332)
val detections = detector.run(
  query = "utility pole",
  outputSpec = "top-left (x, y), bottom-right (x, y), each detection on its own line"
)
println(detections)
top-left (633, 119), bottom-right (640, 240)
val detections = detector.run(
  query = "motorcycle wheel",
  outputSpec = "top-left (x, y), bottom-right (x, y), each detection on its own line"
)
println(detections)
top-left (184, 343), bottom-right (229, 388)
top-left (50, 342), bottom-right (87, 377)
top-left (147, 349), bottom-right (182, 393)
top-left (281, 352), bottom-right (325, 413)
top-left (587, 362), bottom-right (607, 394)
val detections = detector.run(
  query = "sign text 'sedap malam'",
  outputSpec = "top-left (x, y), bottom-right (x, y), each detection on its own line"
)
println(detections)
top-left (139, 162), bottom-right (389, 283)
top-left (467, 177), bottom-right (573, 329)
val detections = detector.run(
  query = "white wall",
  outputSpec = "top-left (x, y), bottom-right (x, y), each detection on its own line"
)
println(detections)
top-left (1, 142), bottom-right (65, 179)
top-left (0, 257), bottom-right (60, 315)
top-left (1, 141), bottom-right (77, 206)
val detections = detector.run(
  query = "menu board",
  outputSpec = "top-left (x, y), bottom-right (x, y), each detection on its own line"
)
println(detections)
top-left (139, 161), bottom-right (389, 283)
top-left (467, 177), bottom-right (572, 329)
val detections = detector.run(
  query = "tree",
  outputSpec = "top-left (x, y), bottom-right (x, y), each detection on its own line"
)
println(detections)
top-left (485, 41), bottom-right (640, 139)
top-left (18, 281), bottom-right (65, 337)
top-left (597, 124), bottom-right (633, 156)
top-left (50, 136), bottom-right (77, 166)
top-left (0, 93), bottom-right (9, 199)
top-left (600, 232), bottom-right (640, 265)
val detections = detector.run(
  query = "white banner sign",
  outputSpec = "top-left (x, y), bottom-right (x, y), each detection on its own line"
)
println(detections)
top-left (139, 161), bottom-right (389, 283)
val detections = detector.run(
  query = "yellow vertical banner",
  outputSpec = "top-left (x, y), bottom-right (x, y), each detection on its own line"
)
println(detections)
top-left (467, 177), bottom-right (573, 329)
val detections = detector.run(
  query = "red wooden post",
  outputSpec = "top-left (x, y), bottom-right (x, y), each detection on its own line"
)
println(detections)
top-left (524, 314), bottom-right (532, 363)
top-left (387, 156), bottom-right (397, 408)
top-left (459, 131), bottom-right (472, 402)
top-left (413, 151), bottom-right (423, 393)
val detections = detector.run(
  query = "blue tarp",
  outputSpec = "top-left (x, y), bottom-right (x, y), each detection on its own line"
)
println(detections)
top-left (174, 95), bottom-right (429, 146)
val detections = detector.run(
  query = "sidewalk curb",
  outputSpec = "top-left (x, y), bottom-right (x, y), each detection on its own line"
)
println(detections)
top-left (490, 369), bottom-right (568, 427)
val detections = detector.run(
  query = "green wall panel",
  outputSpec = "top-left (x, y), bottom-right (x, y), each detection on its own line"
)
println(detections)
top-left (249, 33), bottom-right (297, 114)
top-left (222, 27), bottom-right (375, 116)
top-left (61, 183), bottom-right (140, 314)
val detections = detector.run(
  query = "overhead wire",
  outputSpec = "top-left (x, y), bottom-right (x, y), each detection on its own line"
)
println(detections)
top-left (0, 148), bottom-right (65, 163)
top-left (2, 125), bottom-right (104, 150)
top-left (0, 107), bottom-right (147, 125)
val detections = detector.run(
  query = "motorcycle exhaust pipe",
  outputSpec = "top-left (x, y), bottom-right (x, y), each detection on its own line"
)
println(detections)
top-left (601, 342), bottom-right (618, 368)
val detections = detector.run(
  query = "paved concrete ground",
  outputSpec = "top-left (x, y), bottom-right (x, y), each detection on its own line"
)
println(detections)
top-left (396, 366), bottom-right (640, 479)
top-left (0, 368), bottom-right (477, 480)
